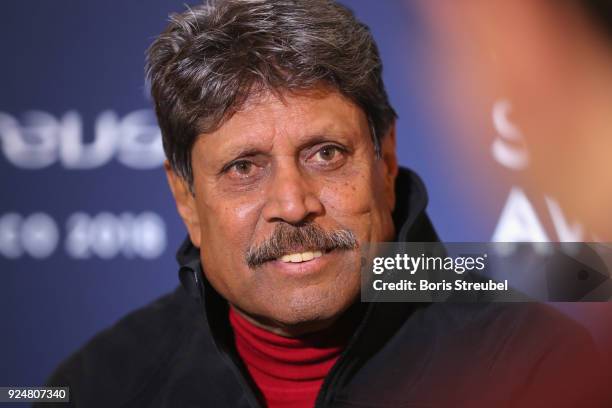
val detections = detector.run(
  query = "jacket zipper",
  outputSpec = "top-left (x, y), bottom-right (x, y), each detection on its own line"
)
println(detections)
top-left (313, 302), bottom-right (376, 407)
top-left (201, 290), bottom-right (263, 408)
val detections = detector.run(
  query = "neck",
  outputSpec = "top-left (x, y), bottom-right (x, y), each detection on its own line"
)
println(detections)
top-left (229, 301), bottom-right (366, 338)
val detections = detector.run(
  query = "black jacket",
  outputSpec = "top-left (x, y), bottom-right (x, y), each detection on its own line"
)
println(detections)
top-left (41, 168), bottom-right (607, 407)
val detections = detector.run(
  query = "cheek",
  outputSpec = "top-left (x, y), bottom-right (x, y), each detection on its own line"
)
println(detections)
top-left (318, 161), bottom-right (389, 216)
top-left (197, 192), bottom-right (264, 268)
top-left (202, 187), bottom-right (263, 231)
top-left (318, 170), bottom-right (391, 239)
top-left (320, 181), bottom-right (370, 215)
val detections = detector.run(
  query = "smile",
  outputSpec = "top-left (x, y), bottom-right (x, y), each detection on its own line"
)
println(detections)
top-left (278, 250), bottom-right (323, 263)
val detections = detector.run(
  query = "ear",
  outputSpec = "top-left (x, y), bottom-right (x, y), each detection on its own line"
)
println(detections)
top-left (164, 161), bottom-right (202, 247)
top-left (379, 122), bottom-right (399, 211)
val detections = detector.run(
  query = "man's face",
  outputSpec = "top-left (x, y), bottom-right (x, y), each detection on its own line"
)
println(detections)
top-left (168, 88), bottom-right (398, 335)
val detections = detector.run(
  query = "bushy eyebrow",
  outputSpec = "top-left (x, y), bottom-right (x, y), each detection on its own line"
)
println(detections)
top-left (224, 147), bottom-right (265, 160)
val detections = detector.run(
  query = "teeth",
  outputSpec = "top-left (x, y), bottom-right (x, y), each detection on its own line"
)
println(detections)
top-left (278, 250), bottom-right (324, 263)
top-left (302, 251), bottom-right (314, 261)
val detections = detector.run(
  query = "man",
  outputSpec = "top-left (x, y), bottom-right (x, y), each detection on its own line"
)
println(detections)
top-left (42, 1), bottom-right (606, 407)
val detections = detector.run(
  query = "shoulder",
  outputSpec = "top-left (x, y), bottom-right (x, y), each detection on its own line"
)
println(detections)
top-left (476, 302), bottom-right (595, 346)
top-left (44, 286), bottom-right (202, 407)
top-left (426, 300), bottom-right (590, 334)
top-left (431, 302), bottom-right (605, 405)
top-left (483, 303), bottom-right (606, 406)
top-left (427, 301), bottom-right (598, 355)
top-left (386, 302), bottom-right (606, 406)
top-left (408, 301), bottom-right (602, 383)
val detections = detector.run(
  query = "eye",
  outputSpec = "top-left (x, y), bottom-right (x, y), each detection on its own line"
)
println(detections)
top-left (316, 146), bottom-right (339, 161)
top-left (232, 160), bottom-right (253, 175)
top-left (223, 159), bottom-right (259, 179)
top-left (309, 144), bottom-right (347, 168)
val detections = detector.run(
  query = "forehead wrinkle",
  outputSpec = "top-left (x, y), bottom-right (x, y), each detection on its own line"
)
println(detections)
top-left (202, 88), bottom-right (369, 162)
top-left (232, 86), bottom-right (363, 134)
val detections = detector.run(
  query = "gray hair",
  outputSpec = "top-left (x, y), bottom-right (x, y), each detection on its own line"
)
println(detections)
top-left (146, 0), bottom-right (397, 186)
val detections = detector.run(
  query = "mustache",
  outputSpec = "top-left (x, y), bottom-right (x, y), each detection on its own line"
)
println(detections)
top-left (245, 222), bottom-right (359, 268)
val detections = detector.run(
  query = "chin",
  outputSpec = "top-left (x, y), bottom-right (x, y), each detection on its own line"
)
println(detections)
top-left (262, 286), bottom-right (359, 332)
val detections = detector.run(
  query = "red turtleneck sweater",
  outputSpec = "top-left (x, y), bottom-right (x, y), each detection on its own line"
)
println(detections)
top-left (229, 308), bottom-right (350, 408)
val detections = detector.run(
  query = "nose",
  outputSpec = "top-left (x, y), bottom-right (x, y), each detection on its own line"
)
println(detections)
top-left (261, 162), bottom-right (324, 224)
